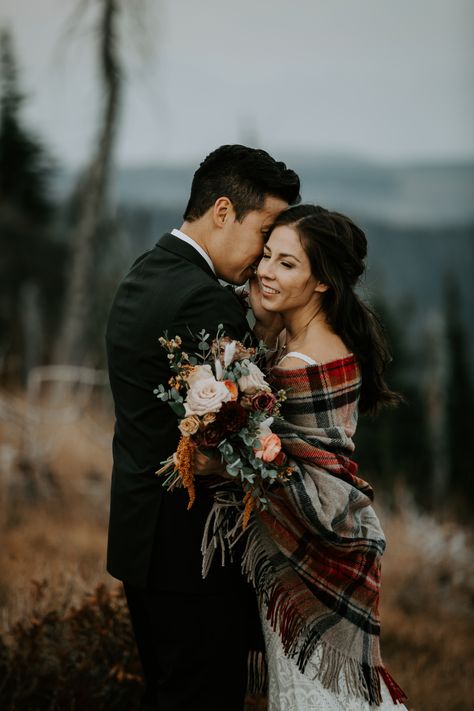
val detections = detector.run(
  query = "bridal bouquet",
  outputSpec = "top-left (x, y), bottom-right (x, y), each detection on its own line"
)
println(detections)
top-left (154, 325), bottom-right (292, 528)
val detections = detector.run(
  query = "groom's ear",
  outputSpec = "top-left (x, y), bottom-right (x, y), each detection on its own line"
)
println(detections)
top-left (212, 197), bottom-right (234, 228)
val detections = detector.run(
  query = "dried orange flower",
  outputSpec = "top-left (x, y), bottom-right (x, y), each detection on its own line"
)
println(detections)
top-left (175, 434), bottom-right (196, 509)
top-left (242, 489), bottom-right (255, 530)
top-left (278, 466), bottom-right (294, 482)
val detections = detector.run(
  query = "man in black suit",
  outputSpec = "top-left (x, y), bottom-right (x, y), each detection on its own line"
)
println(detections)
top-left (105, 145), bottom-right (300, 711)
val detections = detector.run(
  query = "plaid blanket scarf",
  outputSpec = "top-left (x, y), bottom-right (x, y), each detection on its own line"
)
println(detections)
top-left (202, 355), bottom-right (406, 706)
top-left (243, 355), bottom-right (406, 705)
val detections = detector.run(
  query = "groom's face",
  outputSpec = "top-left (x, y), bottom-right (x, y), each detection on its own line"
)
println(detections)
top-left (213, 196), bottom-right (288, 285)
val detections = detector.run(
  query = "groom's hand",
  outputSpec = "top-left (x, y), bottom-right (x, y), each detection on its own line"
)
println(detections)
top-left (194, 449), bottom-right (228, 478)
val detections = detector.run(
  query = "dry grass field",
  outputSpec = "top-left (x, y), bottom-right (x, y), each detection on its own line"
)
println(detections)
top-left (0, 389), bottom-right (473, 709)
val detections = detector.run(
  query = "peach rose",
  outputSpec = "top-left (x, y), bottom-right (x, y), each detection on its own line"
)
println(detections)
top-left (254, 433), bottom-right (281, 463)
top-left (178, 415), bottom-right (200, 437)
top-left (201, 412), bottom-right (217, 427)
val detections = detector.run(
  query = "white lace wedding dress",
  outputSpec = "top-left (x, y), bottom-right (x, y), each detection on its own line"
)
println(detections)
top-left (261, 614), bottom-right (408, 711)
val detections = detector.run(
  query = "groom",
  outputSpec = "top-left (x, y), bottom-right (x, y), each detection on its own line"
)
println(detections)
top-left (105, 145), bottom-right (300, 711)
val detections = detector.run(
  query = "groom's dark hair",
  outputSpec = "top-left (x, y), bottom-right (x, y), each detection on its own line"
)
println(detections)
top-left (183, 144), bottom-right (300, 222)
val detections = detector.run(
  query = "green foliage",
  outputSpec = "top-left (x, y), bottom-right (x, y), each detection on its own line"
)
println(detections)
top-left (0, 583), bottom-right (143, 711)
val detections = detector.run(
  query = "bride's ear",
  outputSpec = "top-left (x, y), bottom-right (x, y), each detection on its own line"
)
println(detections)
top-left (314, 281), bottom-right (329, 293)
top-left (212, 197), bottom-right (234, 228)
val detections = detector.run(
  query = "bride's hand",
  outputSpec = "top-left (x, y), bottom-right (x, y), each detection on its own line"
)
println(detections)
top-left (249, 274), bottom-right (284, 342)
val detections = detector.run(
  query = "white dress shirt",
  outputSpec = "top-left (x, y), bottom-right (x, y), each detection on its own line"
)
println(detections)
top-left (170, 228), bottom-right (216, 275)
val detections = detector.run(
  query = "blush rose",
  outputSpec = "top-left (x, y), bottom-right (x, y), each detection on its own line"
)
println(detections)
top-left (254, 433), bottom-right (282, 463)
top-left (237, 362), bottom-right (271, 394)
top-left (184, 366), bottom-right (231, 416)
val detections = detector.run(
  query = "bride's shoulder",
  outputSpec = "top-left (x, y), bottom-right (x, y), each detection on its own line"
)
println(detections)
top-left (303, 331), bottom-right (351, 364)
top-left (275, 356), bottom-right (310, 370)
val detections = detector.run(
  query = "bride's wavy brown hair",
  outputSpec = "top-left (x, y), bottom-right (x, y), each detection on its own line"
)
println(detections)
top-left (270, 204), bottom-right (403, 415)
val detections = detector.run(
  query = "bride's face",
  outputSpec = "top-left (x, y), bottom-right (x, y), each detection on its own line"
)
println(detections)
top-left (257, 225), bottom-right (325, 313)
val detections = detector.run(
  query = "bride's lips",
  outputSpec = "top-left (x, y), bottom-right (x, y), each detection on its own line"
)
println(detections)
top-left (259, 280), bottom-right (280, 296)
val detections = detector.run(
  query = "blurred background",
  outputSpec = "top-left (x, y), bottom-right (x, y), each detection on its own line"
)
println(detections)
top-left (0, 1), bottom-right (472, 709)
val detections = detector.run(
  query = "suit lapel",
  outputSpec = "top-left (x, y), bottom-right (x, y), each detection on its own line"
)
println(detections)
top-left (156, 233), bottom-right (218, 282)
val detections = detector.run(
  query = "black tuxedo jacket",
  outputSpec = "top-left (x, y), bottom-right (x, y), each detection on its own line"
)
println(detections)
top-left (105, 233), bottom-right (252, 593)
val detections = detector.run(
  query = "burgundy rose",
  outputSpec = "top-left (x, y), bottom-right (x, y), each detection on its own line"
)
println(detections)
top-left (273, 450), bottom-right (287, 467)
top-left (214, 401), bottom-right (249, 433)
top-left (198, 425), bottom-right (222, 449)
top-left (251, 391), bottom-right (277, 414)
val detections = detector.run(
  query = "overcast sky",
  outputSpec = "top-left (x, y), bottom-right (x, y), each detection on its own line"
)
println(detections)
top-left (1, 0), bottom-right (473, 167)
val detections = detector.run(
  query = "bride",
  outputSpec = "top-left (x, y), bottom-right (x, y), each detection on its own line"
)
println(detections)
top-left (245, 204), bottom-right (409, 710)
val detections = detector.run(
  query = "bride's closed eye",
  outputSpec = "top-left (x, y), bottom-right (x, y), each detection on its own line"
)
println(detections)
top-left (262, 253), bottom-right (293, 269)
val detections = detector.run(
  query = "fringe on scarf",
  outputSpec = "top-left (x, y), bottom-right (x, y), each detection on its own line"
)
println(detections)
top-left (241, 523), bottom-right (407, 707)
top-left (246, 649), bottom-right (268, 696)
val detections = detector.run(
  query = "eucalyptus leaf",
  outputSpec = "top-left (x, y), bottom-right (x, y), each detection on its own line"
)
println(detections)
top-left (169, 401), bottom-right (186, 418)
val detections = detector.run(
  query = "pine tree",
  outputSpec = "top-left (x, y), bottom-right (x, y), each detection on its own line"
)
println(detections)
top-left (355, 295), bottom-right (432, 507)
top-left (444, 276), bottom-right (474, 516)
top-left (0, 30), bottom-right (53, 220)
top-left (0, 28), bottom-right (64, 381)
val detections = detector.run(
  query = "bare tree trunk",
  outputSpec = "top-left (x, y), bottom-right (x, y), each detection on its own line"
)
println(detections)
top-left (54, 0), bottom-right (121, 365)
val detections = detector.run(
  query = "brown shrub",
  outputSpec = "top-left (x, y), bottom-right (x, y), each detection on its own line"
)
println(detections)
top-left (0, 583), bottom-right (143, 711)
top-left (378, 507), bottom-right (474, 711)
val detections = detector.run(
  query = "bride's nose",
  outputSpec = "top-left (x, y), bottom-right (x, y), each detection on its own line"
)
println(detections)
top-left (257, 258), bottom-right (274, 280)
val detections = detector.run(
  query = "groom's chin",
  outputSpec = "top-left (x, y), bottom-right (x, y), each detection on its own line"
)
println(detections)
top-left (220, 270), bottom-right (251, 286)
top-left (231, 276), bottom-right (248, 286)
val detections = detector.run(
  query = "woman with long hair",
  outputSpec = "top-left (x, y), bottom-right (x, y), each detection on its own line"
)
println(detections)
top-left (246, 204), bottom-right (408, 709)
